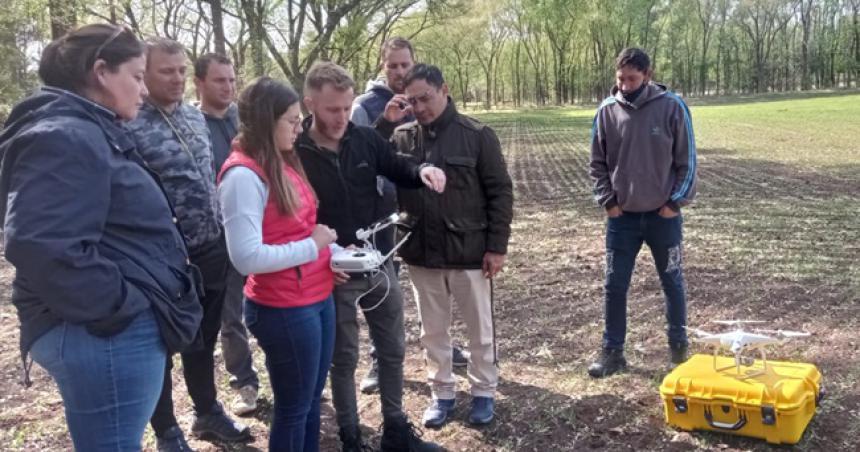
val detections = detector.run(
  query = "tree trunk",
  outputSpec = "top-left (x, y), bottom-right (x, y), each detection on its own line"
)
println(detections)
top-left (800, 0), bottom-right (813, 90)
top-left (49, 0), bottom-right (76, 39)
top-left (240, 0), bottom-right (265, 77)
top-left (209, 0), bottom-right (227, 55)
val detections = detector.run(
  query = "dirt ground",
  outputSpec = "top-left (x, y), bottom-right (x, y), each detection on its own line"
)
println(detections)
top-left (1, 105), bottom-right (858, 451)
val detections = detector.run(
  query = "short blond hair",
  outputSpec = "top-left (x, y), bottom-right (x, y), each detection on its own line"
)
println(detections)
top-left (304, 61), bottom-right (355, 93)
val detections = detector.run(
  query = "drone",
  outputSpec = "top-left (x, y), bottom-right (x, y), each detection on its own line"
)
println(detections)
top-left (686, 320), bottom-right (811, 377)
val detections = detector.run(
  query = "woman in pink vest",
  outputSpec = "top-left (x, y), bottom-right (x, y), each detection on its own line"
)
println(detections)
top-left (218, 77), bottom-right (346, 451)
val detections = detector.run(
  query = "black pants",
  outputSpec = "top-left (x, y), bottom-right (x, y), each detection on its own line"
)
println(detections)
top-left (150, 235), bottom-right (230, 436)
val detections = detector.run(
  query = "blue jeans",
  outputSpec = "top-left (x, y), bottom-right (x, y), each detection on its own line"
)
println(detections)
top-left (29, 309), bottom-right (166, 451)
top-left (603, 211), bottom-right (688, 350)
top-left (245, 296), bottom-right (335, 452)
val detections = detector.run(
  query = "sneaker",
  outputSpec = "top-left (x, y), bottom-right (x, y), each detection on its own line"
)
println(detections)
top-left (191, 408), bottom-right (251, 442)
top-left (452, 347), bottom-right (469, 368)
top-left (338, 425), bottom-right (373, 452)
top-left (587, 348), bottom-right (627, 378)
top-left (360, 359), bottom-right (380, 394)
top-left (670, 344), bottom-right (688, 368)
top-left (468, 397), bottom-right (495, 425)
top-left (231, 385), bottom-right (258, 416)
top-left (381, 415), bottom-right (442, 451)
top-left (422, 398), bottom-right (455, 428)
top-left (156, 425), bottom-right (194, 452)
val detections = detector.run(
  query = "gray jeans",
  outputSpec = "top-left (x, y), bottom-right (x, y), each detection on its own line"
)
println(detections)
top-left (220, 264), bottom-right (259, 389)
top-left (330, 260), bottom-right (406, 428)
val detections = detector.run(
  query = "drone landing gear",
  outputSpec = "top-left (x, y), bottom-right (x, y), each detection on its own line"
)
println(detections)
top-left (711, 348), bottom-right (769, 379)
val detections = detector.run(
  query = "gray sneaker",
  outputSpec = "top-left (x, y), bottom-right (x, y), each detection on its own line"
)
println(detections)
top-left (231, 384), bottom-right (258, 416)
top-left (191, 409), bottom-right (251, 442)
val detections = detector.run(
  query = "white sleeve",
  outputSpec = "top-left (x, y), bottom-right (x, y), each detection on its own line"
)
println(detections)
top-left (219, 166), bottom-right (319, 275)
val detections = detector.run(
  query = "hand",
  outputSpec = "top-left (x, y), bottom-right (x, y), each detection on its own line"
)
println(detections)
top-left (419, 166), bottom-right (446, 193)
top-left (383, 94), bottom-right (413, 123)
top-left (658, 204), bottom-right (679, 218)
top-left (333, 270), bottom-right (350, 285)
top-left (482, 252), bottom-right (506, 279)
top-left (606, 206), bottom-right (623, 218)
top-left (311, 224), bottom-right (337, 250)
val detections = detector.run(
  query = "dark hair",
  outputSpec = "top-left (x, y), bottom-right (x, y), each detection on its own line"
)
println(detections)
top-left (380, 37), bottom-right (415, 63)
top-left (38, 23), bottom-right (143, 93)
top-left (304, 61), bottom-right (355, 93)
top-left (195, 53), bottom-right (232, 80)
top-left (237, 77), bottom-right (311, 215)
top-left (615, 47), bottom-right (651, 72)
top-left (404, 63), bottom-right (445, 89)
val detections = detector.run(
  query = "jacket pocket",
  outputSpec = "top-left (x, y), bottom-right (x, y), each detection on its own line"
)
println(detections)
top-left (444, 156), bottom-right (478, 191)
top-left (117, 258), bottom-right (204, 354)
top-left (443, 217), bottom-right (488, 266)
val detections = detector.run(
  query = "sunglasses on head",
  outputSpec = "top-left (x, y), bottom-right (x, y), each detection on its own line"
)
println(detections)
top-left (92, 25), bottom-right (131, 63)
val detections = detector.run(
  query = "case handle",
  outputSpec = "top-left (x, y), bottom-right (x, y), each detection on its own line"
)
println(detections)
top-left (704, 407), bottom-right (747, 431)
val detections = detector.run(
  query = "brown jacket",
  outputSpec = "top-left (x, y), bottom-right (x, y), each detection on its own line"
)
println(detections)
top-left (384, 99), bottom-right (513, 269)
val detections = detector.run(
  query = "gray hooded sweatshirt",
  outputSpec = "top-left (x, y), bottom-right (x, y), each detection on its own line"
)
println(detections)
top-left (589, 82), bottom-right (697, 213)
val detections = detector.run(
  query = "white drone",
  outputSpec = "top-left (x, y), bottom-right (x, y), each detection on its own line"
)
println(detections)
top-left (686, 320), bottom-right (811, 377)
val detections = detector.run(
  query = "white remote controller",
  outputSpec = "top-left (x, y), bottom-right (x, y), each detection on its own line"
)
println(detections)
top-left (331, 248), bottom-right (384, 272)
top-left (329, 213), bottom-right (412, 273)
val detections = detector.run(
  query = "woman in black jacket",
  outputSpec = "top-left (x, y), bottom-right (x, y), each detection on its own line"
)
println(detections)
top-left (0, 24), bottom-right (201, 451)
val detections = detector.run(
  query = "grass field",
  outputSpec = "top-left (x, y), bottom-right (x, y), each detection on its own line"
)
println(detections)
top-left (1, 92), bottom-right (858, 451)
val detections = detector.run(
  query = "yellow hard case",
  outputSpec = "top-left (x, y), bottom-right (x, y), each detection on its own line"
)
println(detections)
top-left (660, 354), bottom-right (821, 444)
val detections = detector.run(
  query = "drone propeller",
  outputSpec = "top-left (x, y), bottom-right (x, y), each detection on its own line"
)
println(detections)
top-left (754, 329), bottom-right (811, 338)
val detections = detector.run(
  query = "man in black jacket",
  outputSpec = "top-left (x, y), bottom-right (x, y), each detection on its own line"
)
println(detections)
top-left (296, 61), bottom-right (444, 452)
top-left (378, 64), bottom-right (513, 428)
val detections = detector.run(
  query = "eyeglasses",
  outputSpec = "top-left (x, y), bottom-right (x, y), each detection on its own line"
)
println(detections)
top-left (406, 89), bottom-right (436, 106)
top-left (283, 115), bottom-right (303, 128)
top-left (92, 25), bottom-right (128, 63)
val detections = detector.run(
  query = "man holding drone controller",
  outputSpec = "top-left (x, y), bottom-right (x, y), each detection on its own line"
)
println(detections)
top-left (296, 61), bottom-right (444, 452)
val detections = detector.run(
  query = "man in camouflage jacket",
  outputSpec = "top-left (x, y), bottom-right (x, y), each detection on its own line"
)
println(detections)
top-left (127, 38), bottom-right (250, 450)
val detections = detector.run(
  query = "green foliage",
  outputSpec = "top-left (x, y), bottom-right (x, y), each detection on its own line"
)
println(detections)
top-left (0, 0), bottom-right (45, 122)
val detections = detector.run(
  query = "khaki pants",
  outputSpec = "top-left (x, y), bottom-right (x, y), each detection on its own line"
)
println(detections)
top-left (408, 265), bottom-right (497, 400)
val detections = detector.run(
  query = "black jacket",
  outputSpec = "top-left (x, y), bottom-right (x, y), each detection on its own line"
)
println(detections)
top-left (0, 88), bottom-right (202, 365)
top-left (384, 99), bottom-right (514, 269)
top-left (296, 119), bottom-right (425, 248)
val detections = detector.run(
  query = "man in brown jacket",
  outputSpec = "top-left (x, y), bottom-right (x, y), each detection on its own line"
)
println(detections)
top-left (377, 64), bottom-right (514, 428)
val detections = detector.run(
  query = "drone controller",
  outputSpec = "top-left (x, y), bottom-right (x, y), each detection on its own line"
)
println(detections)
top-left (330, 213), bottom-right (412, 273)
top-left (330, 249), bottom-right (385, 272)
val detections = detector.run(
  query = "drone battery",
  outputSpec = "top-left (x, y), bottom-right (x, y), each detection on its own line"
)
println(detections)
top-left (660, 354), bottom-right (822, 445)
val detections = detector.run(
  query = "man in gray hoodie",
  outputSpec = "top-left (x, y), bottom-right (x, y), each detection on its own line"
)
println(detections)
top-left (588, 47), bottom-right (697, 378)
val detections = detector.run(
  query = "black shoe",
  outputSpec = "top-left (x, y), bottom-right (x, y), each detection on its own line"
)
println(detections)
top-left (339, 425), bottom-right (374, 452)
top-left (156, 425), bottom-right (194, 452)
top-left (360, 359), bottom-right (380, 394)
top-left (381, 415), bottom-right (442, 452)
top-left (669, 344), bottom-right (688, 368)
top-left (452, 347), bottom-right (469, 368)
top-left (191, 408), bottom-right (251, 442)
top-left (587, 348), bottom-right (627, 378)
